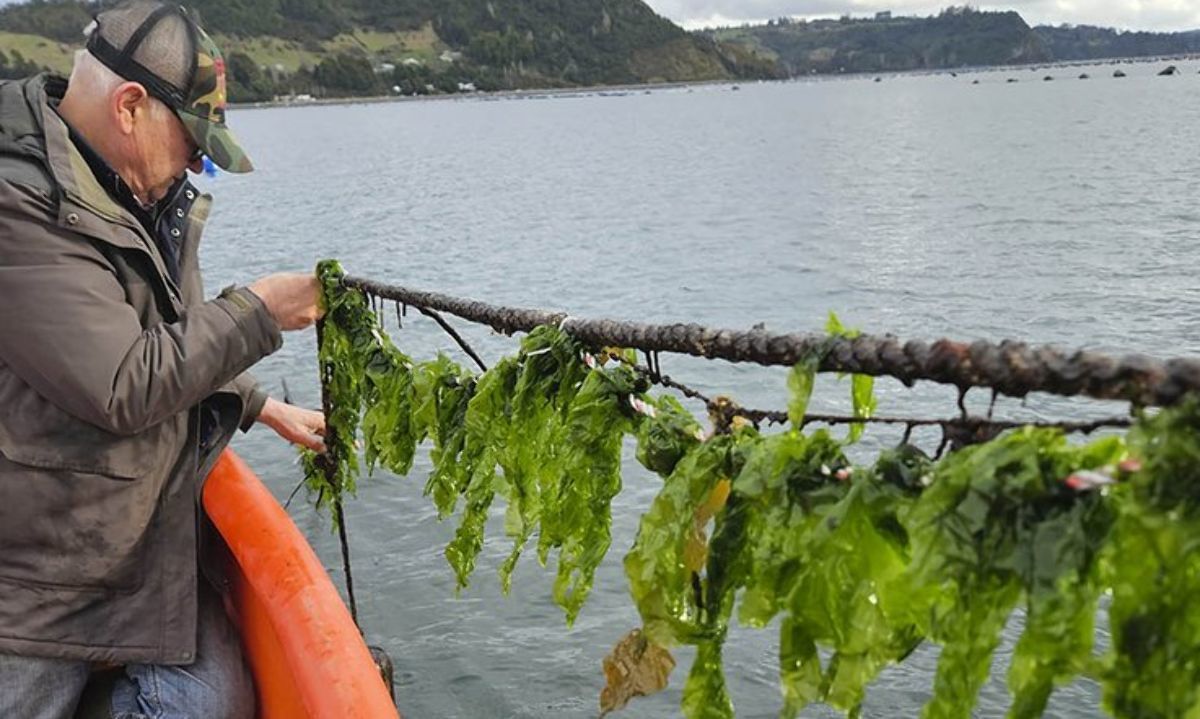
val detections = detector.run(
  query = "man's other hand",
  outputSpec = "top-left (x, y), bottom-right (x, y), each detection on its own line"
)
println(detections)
top-left (257, 397), bottom-right (326, 452)
top-left (248, 273), bottom-right (324, 331)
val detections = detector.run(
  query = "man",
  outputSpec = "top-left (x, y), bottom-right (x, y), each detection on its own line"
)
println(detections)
top-left (0, 2), bottom-right (327, 717)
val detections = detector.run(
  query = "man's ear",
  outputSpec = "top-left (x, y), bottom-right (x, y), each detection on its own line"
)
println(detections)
top-left (113, 82), bottom-right (149, 136)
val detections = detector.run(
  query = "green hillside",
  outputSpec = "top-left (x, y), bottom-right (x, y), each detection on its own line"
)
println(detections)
top-left (0, 31), bottom-right (75, 74)
top-left (0, 0), bottom-right (778, 98)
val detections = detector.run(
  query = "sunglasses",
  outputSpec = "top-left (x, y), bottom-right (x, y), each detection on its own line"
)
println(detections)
top-left (187, 144), bottom-right (204, 165)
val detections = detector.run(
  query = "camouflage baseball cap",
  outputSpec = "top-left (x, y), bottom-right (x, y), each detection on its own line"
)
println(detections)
top-left (85, 1), bottom-right (253, 173)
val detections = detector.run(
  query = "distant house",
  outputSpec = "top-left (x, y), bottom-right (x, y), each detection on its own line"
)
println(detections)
top-left (875, 11), bottom-right (892, 20)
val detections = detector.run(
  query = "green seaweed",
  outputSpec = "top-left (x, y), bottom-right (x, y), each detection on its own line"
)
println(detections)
top-left (307, 261), bottom-right (1200, 719)
top-left (1102, 397), bottom-right (1200, 719)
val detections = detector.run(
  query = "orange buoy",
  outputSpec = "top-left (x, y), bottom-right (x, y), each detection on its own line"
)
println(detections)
top-left (203, 450), bottom-right (400, 719)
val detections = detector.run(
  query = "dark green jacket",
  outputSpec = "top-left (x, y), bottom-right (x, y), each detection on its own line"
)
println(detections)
top-left (0, 74), bottom-right (281, 664)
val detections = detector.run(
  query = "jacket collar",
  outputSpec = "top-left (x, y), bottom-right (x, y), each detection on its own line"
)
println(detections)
top-left (64, 115), bottom-right (158, 233)
top-left (35, 77), bottom-right (145, 246)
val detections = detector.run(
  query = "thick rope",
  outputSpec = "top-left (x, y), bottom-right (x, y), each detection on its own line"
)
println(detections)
top-left (613, 355), bottom-right (1132, 435)
top-left (316, 319), bottom-right (360, 630)
top-left (345, 276), bottom-right (1200, 407)
top-left (333, 500), bottom-right (359, 627)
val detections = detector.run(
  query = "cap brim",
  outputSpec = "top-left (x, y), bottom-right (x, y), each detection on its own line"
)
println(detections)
top-left (178, 111), bottom-right (254, 173)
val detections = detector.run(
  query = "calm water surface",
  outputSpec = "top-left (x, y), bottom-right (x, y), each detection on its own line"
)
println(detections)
top-left (195, 60), bottom-right (1200, 717)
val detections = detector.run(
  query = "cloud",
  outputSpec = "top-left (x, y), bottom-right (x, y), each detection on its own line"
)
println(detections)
top-left (646, 0), bottom-right (1200, 32)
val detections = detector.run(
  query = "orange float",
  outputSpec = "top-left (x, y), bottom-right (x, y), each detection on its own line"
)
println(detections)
top-left (203, 449), bottom-right (401, 719)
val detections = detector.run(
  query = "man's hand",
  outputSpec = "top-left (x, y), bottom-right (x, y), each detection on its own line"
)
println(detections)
top-left (248, 273), bottom-right (324, 331)
top-left (257, 397), bottom-right (326, 452)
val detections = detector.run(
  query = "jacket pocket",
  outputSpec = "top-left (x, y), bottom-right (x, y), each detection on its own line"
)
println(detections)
top-left (0, 371), bottom-right (182, 591)
top-left (0, 370), bottom-right (178, 480)
top-left (0, 454), bottom-right (157, 592)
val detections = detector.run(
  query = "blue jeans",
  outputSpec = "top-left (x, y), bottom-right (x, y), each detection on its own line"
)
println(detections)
top-left (0, 585), bottom-right (253, 719)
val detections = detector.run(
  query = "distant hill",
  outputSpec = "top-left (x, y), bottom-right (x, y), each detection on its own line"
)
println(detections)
top-left (1033, 24), bottom-right (1200, 61)
top-left (707, 7), bottom-right (1050, 75)
top-left (707, 6), bottom-right (1200, 77)
top-left (0, 0), bottom-right (779, 99)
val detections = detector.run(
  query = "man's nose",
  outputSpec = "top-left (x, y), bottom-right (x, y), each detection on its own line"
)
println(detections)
top-left (187, 156), bottom-right (204, 174)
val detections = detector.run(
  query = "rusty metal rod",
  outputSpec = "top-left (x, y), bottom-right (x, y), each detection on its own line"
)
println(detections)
top-left (342, 276), bottom-right (1200, 407)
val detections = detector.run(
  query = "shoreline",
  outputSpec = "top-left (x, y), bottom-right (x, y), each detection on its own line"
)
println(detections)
top-left (231, 78), bottom-right (730, 111)
top-left (232, 51), bottom-right (1200, 112)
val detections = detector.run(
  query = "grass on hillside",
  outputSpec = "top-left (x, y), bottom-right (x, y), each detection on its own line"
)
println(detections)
top-left (213, 35), bottom-right (323, 73)
top-left (2, 23), bottom-right (446, 78)
top-left (217, 22), bottom-right (447, 73)
top-left (1, 31), bottom-right (74, 73)
top-left (0, 19), bottom-right (448, 78)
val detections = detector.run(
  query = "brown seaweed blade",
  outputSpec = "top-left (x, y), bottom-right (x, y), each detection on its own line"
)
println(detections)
top-left (600, 628), bottom-right (677, 716)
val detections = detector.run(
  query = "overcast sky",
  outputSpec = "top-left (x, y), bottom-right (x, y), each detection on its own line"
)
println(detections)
top-left (648, 1), bottom-right (1200, 32)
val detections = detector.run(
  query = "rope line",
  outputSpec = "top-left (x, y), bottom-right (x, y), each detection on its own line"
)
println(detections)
top-left (380, 299), bottom-right (1133, 443)
top-left (316, 319), bottom-right (361, 632)
top-left (333, 500), bottom-right (359, 628)
top-left (414, 305), bottom-right (489, 372)
top-left (343, 276), bottom-right (1200, 408)
top-left (617, 354), bottom-right (1130, 435)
